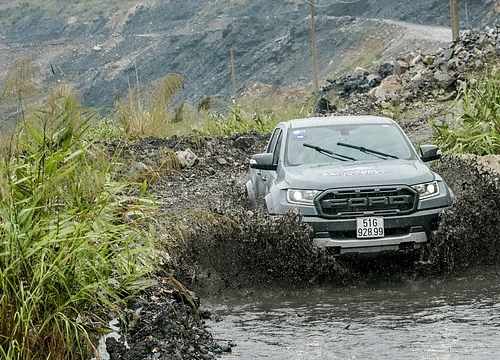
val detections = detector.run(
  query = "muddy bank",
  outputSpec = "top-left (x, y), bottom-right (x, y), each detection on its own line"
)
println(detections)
top-left (118, 133), bottom-right (500, 286)
top-left (102, 274), bottom-right (223, 360)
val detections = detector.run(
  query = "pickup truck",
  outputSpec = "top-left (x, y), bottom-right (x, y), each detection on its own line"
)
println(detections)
top-left (245, 116), bottom-right (453, 255)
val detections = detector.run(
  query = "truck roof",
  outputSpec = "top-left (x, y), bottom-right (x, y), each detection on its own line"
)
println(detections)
top-left (280, 115), bottom-right (396, 129)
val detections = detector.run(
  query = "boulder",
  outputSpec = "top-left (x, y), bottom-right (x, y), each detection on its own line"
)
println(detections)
top-left (434, 70), bottom-right (456, 89)
top-left (371, 75), bottom-right (403, 101)
top-left (378, 62), bottom-right (394, 78)
top-left (393, 60), bottom-right (409, 75)
top-left (313, 97), bottom-right (337, 115)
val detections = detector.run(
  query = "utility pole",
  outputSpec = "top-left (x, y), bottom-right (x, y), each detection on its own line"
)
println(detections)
top-left (450, 0), bottom-right (459, 41)
top-left (310, 0), bottom-right (319, 94)
top-left (230, 48), bottom-right (238, 104)
top-left (465, 3), bottom-right (470, 30)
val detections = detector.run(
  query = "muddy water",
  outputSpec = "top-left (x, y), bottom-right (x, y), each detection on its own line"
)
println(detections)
top-left (206, 266), bottom-right (500, 359)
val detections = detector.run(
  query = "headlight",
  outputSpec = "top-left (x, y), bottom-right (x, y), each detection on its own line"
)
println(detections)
top-left (287, 189), bottom-right (320, 205)
top-left (412, 181), bottom-right (439, 199)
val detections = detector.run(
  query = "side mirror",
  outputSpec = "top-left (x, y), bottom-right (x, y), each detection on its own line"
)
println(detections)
top-left (420, 144), bottom-right (441, 162)
top-left (249, 153), bottom-right (277, 171)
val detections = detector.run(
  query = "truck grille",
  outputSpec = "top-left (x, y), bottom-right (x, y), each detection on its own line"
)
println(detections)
top-left (316, 186), bottom-right (417, 218)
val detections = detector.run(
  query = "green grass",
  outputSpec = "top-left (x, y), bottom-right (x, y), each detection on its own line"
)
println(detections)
top-left (0, 96), bottom-right (156, 359)
top-left (432, 67), bottom-right (500, 155)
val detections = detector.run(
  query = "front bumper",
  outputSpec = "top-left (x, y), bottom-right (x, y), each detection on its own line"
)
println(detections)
top-left (304, 207), bottom-right (445, 255)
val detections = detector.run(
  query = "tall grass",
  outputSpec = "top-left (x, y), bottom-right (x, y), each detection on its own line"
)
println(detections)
top-left (432, 68), bottom-right (500, 154)
top-left (196, 93), bottom-right (314, 136)
top-left (0, 96), bottom-right (155, 359)
top-left (114, 72), bottom-right (314, 139)
top-left (115, 73), bottom-right (185, 139)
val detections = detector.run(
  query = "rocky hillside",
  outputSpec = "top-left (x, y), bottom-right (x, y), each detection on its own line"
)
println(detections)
top-left (0, 0), bottom-right (498, 113)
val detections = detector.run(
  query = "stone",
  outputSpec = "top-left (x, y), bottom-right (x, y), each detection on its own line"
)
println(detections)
top-left (176, 148), bottom-right (199, 168)
top-left (367, 74), bottom-right (382, 87)
top-left (437, 91), bottom-right (457, 102)
top-left (434, 70), bottom-right (455, 89)
top-left (233, 136), bottom-right (255, 150)
top-left (423, 55), bottom-right (435, 65)
top-left (443, 49), bottom-right (454, 61)
top-left (128, 162), bottom-right (154, 181)
top-left (393, 60), bottom-right (409, 75)
top-left (411, 73), bottom-right (426, 85)
top-left (372, 75), bottom-right (403, 101)
top-left (354, 67), bottom-right (369, 76)
top-left (378, 62), bottom-right (394, 78)
top-left (313, 97), bottom-right (336, 115)
top-left (217, 158), bottom-right (228, 165)
top-left (411, 54), bottom-right (422, 66)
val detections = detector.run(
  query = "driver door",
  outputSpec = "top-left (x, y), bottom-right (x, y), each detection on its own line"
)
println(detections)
top-left (254, 127), bottom-right (283, 198)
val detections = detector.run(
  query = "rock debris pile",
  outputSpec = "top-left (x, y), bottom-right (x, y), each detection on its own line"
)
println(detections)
top-left (105, 277), bottom-right (220, 360)
top-left (316, 27), bottom-right (500, 115)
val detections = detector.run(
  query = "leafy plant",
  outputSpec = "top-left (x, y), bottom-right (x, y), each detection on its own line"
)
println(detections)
top-left (0, 96), bottom-right (155, 359)
top-left (432, 68), bottom-right (500, 155)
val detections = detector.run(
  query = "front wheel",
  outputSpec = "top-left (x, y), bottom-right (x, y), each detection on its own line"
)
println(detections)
top-left (245, 181), bottom-right (258, 209)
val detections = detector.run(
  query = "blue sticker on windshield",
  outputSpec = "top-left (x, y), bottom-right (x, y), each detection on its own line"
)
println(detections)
top-left (294, 133), bottom-right (307, 141)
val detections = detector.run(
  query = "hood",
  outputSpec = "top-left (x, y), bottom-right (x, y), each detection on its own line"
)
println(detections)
top-left (282, 159), bottom-right (435, 189)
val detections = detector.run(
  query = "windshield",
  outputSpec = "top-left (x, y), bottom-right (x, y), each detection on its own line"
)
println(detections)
top-left (286, 123), bottom-right (415, 165)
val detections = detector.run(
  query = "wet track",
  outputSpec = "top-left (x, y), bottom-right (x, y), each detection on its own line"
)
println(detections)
top-left (206, 266), bottom-right (500, 359)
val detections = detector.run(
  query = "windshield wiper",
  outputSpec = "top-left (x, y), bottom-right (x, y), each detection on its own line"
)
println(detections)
top-left (303, 143), bottom-right (355, 161)
top-left (336, 142), bottom-right (398, 159)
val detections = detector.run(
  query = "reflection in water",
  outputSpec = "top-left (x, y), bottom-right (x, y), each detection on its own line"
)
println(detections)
top-left (206, 269), bottom-right (500, 359)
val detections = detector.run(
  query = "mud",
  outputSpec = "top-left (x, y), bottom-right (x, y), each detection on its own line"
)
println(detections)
top-left (141, 133), bottom-right (500, 294)
top-left (120, 130), bottom-right (500, 287)
top-left (426, 155), bottom-right (500, 271)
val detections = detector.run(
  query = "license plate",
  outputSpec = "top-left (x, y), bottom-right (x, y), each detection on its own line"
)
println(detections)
top-left (356, 217), bottom-right (384, 238)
